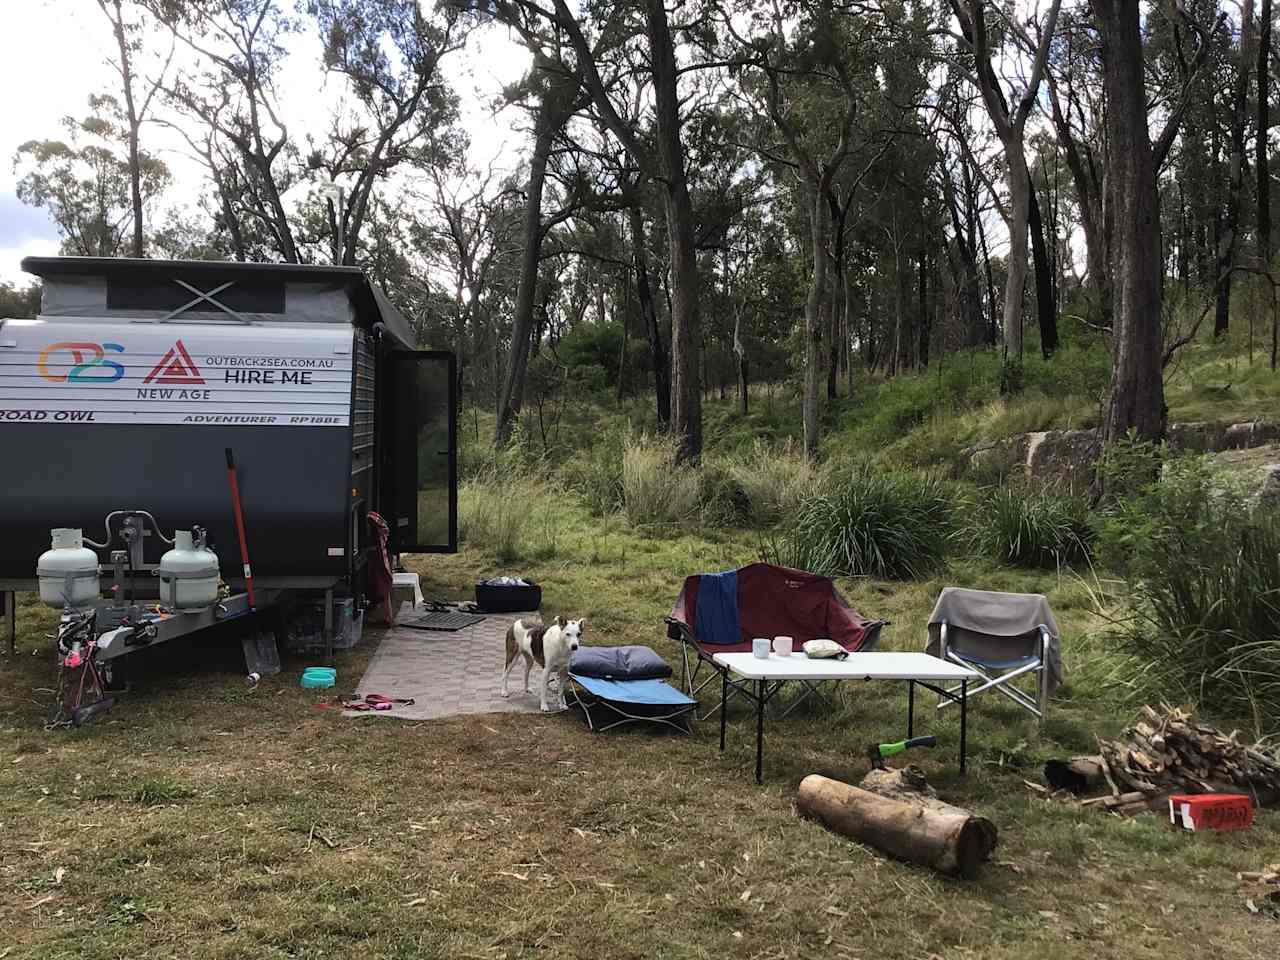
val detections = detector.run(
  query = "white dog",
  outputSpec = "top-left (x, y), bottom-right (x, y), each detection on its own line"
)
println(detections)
top-left (502, 616), bottom-right (585, 712)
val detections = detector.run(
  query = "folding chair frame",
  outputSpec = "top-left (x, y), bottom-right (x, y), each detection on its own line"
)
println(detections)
top-left (935, 621), bottom-right (1052, 721)
top-left (568, 678), bottom-right (696, 735)
top-left (668, 617), bottom-right (753, 721)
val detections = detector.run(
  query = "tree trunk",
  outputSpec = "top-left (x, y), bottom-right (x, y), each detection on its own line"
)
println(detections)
top-left (943, 170), bottom-right (985, 346)
top-left (647, 0), bottom-right (701, 462)
top-left (844, 270), bottom-right (856, 394)
top-left (1215, 0), bottom-right (1255, 339)
top-left (732, 298), bottom-right (748, 415)
top-left (917, 249), bottom-right (931, 368)
top-left (796, 774), bottom-right (994, 880)
top-left (1002, 132), bottom-right (1031, 363)
top-left (893, 244), bottom-right (908, 374)
top-left (1096, 0), bottom-right (1166, 443)
top-left (1047, 76), bottom-right (1110, 324)
top-left (630, 205), bottom-right (669, 429)
top-left (828, 254), bottom-right (843, 398)
top-left (617, 270), bottom-right (629, 402)
top-left (976, 204), bottom-right (999, 346)
top-left (1028, 183), bottom-right (1058, 356)
top-left (803, 188), bottom-right (829, 458)
top-left (494, 106), bottom-right (555, 448)
top-left (105, 0), bottom-right (145, 257)
top-left (1259, 0), bottom-right (1275, 367)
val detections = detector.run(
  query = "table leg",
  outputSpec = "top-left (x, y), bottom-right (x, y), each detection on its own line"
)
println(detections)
top-left (959, 679), bottom-right (968, 775)
top-left (755, 679), bottom-right (765, 785)
top-left (907, 680), bottom-right (915, 738)
top-left (719, 668), bottom-right (728, 752)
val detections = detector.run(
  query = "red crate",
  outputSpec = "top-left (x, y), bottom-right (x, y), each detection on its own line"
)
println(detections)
top-left (1168, 793), bottom-right (1254, 832)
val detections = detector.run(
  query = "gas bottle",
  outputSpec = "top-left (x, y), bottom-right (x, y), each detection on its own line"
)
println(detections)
top-left (37, 528), bottom-right (101, 608)
top-left (158, 529), bottom-right (220, 610)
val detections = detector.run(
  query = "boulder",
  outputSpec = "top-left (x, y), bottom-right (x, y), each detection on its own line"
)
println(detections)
top-left (1225, 420), bottom-right (1280, 450)
top-left (965, 435), bottom-right (1029, 481)
top-left (1257, 465), bottom-right (1280, 509)
top-left (1168, 421), bottom-right (1228, 454)
top-left (1025, 429), bottom-right (1101, 489)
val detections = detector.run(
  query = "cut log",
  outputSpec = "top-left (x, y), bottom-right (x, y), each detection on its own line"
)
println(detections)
top-left (1044, 757), bottom-right (1106, 794)
top-left (797, 774), bottom-right (996, 879)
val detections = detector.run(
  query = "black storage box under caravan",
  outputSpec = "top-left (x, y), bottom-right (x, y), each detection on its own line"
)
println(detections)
top-left (0, 257), bottom-right (457, 604)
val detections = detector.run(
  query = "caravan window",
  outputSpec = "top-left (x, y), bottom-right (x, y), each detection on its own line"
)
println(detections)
top-left (106, 275), bottom-right (286, 314)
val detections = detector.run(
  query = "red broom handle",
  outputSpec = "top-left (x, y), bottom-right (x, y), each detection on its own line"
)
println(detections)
top-left (225, 448), bottom-right (256, 608)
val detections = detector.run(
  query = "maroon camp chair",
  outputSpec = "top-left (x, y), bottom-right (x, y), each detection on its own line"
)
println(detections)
top-left (664, 562), bottom-right (887, 719)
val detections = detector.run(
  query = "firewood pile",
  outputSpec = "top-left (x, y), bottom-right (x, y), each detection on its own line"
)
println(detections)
top-left (1036, 704), bottom-right (1280, 816)
top-left (1240, 864), bottom-right (1280, 918)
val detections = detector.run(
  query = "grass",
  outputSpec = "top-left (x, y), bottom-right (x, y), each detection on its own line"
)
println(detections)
top-left (4, 488), bottom-right (1279, 959)
top-left (3, 332), bottom-right (1278, 958)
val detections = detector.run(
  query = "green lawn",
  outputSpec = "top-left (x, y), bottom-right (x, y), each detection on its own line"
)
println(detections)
top-left (3, 491), bottom-right (1277, 959)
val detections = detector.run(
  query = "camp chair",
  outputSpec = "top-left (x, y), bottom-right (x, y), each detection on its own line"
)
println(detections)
top-left (665, 562), bottom-right (887, 720)
top-left (567, 645), bottom-right (697, 734)
top-left (924, 587), bottom-right (1062, 722)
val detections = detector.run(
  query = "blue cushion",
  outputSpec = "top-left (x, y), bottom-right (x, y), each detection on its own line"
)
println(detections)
top-left (569, 645), bottom-right (673, 680)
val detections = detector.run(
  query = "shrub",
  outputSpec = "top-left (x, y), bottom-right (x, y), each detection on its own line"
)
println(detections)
top-left (459, 466), bottom-right (559, 564)
top-left (974, 488), bottom-right (1092, 568)
top-left (697, 460), bottom-right (754, 527)
top-left (763, 466), bottom-right (955, 580)
top-left (1097, 457), bottom-right (1280, 719)
top-left (722, 439), bottom-right (824, 525)
top-left (574, 427), bottom-right (628, 516)
top-left (621, 435), bottom-right (701, 526)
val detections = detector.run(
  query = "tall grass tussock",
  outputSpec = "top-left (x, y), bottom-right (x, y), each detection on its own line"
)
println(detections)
top-left (974, 487), bottom-right (1093, 568)
top-left (764, 466), bottom-right (955, 579)
top-left (1097, 457), bottom-right (1280, 719)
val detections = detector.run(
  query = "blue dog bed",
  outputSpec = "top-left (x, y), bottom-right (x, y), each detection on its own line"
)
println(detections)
top-left (568, 645), bottom-right (697, 734)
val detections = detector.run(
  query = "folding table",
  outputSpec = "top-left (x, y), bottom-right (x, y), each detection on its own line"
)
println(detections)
top-left (712, 651), bottom-right (982, 783)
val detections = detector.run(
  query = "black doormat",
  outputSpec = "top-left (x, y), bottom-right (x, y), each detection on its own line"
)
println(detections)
top-left (398, 611), bottom-right (487, 632)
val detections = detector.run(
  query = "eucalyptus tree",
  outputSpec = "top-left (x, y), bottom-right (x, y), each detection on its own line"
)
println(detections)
top-left (1258, 0), bottom-right (1275, 369)
top-left (148, 0), bottom-right (307, 261)
top-left (477, 0), bottom-right (710, 460)
top-left (14, 96), bottom-right (171, 258)
top-left (95, 0), bottom-right (174, 257)
top-left (723, 0), bottom-right (898, 458)
top-left (947, 0), bottom-right (1062, 381)
top-left (494, 42), bottom-right (591, 448)
top-left (306, 0), bottom-right (469, 265)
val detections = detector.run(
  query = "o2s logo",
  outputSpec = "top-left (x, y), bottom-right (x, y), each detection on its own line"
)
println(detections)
top-left (37, 342), bottom-right (126, 384)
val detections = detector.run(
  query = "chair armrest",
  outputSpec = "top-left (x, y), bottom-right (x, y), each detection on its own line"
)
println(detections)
top-left (664, 616), bottom-right (694, 643)
top-left (859, 619), bottom-right (891, 651)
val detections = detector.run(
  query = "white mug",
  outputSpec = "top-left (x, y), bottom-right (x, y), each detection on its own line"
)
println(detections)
top-left (752, 638), bottom-right (770, 659)
top-left (773, 636), bottom-right (793, 656)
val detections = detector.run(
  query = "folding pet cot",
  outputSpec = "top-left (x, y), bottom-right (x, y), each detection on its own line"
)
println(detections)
top-left (665, 562), bottom-right (887, 718)
top-left (567, 645), bottom-right (697, 734)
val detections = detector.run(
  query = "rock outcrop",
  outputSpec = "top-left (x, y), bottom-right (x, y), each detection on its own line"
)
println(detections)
top-left (962, 418), bottom-right (1279, 488)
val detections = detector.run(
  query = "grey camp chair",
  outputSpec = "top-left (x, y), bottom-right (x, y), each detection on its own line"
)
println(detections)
top-left (924, 587), bottom-right (1062, 722)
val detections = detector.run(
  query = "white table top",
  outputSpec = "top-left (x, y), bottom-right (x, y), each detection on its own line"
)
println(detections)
top-left (713, 651), bottom-right (981, 682)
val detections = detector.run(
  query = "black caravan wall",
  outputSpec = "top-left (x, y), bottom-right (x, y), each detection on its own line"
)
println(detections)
top-left (0, 257), bottom-right (453, 588)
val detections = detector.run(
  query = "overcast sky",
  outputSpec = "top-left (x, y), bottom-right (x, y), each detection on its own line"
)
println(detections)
top-left (0, 1), bottom-right (532, 286)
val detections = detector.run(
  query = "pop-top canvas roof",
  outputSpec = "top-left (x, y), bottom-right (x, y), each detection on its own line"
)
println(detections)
top-left (20, 256), bottom-right (415, 349)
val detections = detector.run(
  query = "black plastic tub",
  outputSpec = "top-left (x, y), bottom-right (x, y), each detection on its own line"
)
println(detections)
top-left (475, 579), bottom-right (542, 613)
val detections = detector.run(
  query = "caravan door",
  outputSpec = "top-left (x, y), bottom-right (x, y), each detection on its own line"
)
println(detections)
top-left (390, 351), bottom-right (457, 553)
